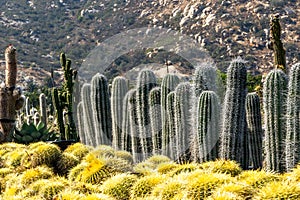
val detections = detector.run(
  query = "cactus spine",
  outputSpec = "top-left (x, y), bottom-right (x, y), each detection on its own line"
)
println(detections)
top-left (285, 63), bottom-right (300, 171)
top-left (160, 74), bottom-right (180, 157)
top-left (128, 89), bottom-right (142, 163)
top-left (263, 69), bottom-right (288, 172)
top-left (81, 83), bottom-right (95, 146)
top-left (111, 76), bottom-right (128, 150)
top-left (90, 73), bottom-right (112, 146)
top-left (219, 58), bottom-right (248, 169)
top-left (166, 91), bottom-right (176, 160)
top-left (0, 45), bottom-right (25, 143)
top-left (245, 92), bottom-right (263, 170)
top-left (196, 91), bottom-right (220, 162)
top-left (136, 69), bottom-right (157, 160)
top-left (39, 93), bottom-right (47, 127)
top-left (149, 87), bottom-right (162, 155)
top-left (174, 82), bottom-right (194, 162)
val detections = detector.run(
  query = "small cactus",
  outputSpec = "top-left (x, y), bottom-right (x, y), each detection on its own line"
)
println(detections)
top-left (39, 93), bottom-right (47, 128)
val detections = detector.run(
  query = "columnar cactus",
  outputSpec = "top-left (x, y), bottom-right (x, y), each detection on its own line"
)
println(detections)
top-left (81, 83), bottom-right (95, 146)
top-left (0, 45), bottom-right (25, 143)
top-left (285, 63), bottom-right (300, 171)
top-left (245, 92), bottom-right (263, 170)
top-left (76, 102), bottom-right (87, 145)
top-left (263, 69), bottom-right (288, 172)
top-left (121, 90), bottom-right (132, 152)
top-left (136, 69), bottom-right (157, 160)
top-left (160, 74), bottom-right (180, 156)
top-left (219, 58), bottom-right (248, 169)
top-left (195, 91), bottom-right (220, 163)
top-left (149, 87), bottom-right (162, 155)
top-left (174, 82), bottom-right (194, 162)
top-left (193, 63), bottom-right (218, 97)
top-left (127, 89), bottom-right (142, 163)
top-left (111, 76), bottom-right (128, 150)
top-left (166, 91), bottom-right (176, 160)
top-left (90, 73), bottom-right (112, 146)
top-left (39, 93), bottom-right (47, 127)
top-left (52, 88), bottom-right (65, 138)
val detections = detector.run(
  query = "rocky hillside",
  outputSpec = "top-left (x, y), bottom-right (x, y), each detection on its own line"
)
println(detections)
top-left (0, 0), bottom-right (299, 87)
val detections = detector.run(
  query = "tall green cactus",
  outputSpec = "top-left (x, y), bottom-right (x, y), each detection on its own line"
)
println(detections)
top-left (90, 73), bottom-right (112, 146)
top-left (76, 101), bottom-right (87, 145)
top-left (136, 69), bottom-right (157, 160)
top-left (121, 89), bottom-right (132, 152)
top-left (166, 91), bottom-right (176, 160)
top-left (149, 87), bottom-right (162, 155)
top-left (245, 92), bottom-right (263, 170)
top-left (39, 93), bottom-right (47, 127)
top-left (174, 82), bottom-right (194, 162)
top-left (160, 74), bottom-right (180, 157)
top-left (285, 63), bottom-right (300, 171)
top-left (219, 58), bottom-right (248, 169)
top-left (263, 69), bottom-right (288, 172)
top-left (193, 63), bottom-right (218, 97)
top-left (52, 88), bottom-right (65, 139)
top-left (127, 89), bottom-right (142, 163)
top-left (111, 76), bottom-right (128, 150)
top-left (195, 91), bottom-right (220, 163)
top-left (81, 83), bottom-right (95, 147)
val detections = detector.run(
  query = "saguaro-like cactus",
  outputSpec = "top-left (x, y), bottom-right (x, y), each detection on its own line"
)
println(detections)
top-left (219, 58), bottom-right (248, 169)
top-left (193, 63), bottom-right (218, 97)
top-left (196, 91), bottom-right (220, 162)
top-left (149, 87), bottom-right (162, 155)
top-left (0, 45), bottom-right (25, 143)
top-left (136, 69), bottom-right (157, 160)
top-left (76, 102), bottom-right (87, 145)
top-left (127, 89), bottom-right (142, 163)
top-left (263, 69), bottom-right (288, 172)
top-left (121, 90), bottom-right (132, 152)
top-left (285, 63), bottom-right (300, 171)
top-left (81, 83), bottom-right (95, 146)
top-left (166, 91), bottom-right (176, 160)
top-left (246, 92), bottom-right (263, 170)
top-left (160, 74), bottom-right (180, 156)
top-left (174, 82), bottom-right (194, 162)
top-left (111, 76), bottom-right (128, 150)
top-left (39, 93), bottom-right (47, 127)
top-left (90, 73), bottom-right (112, 146)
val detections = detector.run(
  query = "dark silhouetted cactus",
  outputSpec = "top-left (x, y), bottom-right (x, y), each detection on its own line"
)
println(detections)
top-left (136, 69), bottom-right (157, 160)
top-left (245, 92), bottom-right (263, 170)
top-left (166, 91), bottom-right (176, 160)
top-left (90, 73), bottom-right (112, 146)
top-left (52, 88), bottom-right (65, 139)
top-left (128, 89), bottom-right (142, 163)
top-left (174, 82), bottom-right (194, 162)
top-left (219, 58), bottom-right (248, 169)
top-left (0, 45), bottom-right (25, 143)
top-left (285, 63), bottom-right (300, 171)
top-left (263, 69), bottom-right (288, 172)
top-left (111, 76), bottom-right (128, 150)
top-left (149, 87), bottom-right (162, 155)
top-left (195, 91), bottom-right (220, 163)
top-left (81, 83), bottom-right (95, 146)
top-left (160, 74), bottom-right (180, 157)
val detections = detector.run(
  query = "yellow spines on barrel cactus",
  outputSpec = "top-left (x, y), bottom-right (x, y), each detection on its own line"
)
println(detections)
top-left (54, 152), bottom-right (80, 176)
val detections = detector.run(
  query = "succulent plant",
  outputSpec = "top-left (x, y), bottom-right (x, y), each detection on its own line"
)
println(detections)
top-left (54, 152), bottom-right (80, 176)
top-left (111, 76), bottom-right (128, 150)
top-left (219, 58), bottom-right (248, 169)
top-left (285, 63), bottom-right (300, 172)
top-left (263, 69), bottom-right (288, 172)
